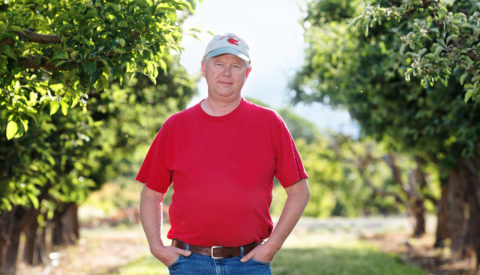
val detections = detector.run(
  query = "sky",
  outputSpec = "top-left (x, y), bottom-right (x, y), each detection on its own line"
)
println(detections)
top-left (179, 0), bottom-right (358, 136)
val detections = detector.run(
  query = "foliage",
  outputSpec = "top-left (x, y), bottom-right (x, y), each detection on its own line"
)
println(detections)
top-left (1, 52), bottom-right (197, 215)
top-left (268, 110), bottom-right (420, 217)
top-left (353, 0), bottom-right (480, 102)
top-left (293, 0), bottom-right (480, 262)
top-left (0, 0), bottom-right (196, 139)
top-left (291, 0), bottom-right (480, 169)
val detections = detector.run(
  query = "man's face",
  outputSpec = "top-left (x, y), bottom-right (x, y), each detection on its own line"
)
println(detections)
top-left (201, 54), bottom-right (252, 100)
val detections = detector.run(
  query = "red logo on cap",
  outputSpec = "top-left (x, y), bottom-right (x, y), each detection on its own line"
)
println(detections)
top-left (227, 38), bottom-right (239, 46)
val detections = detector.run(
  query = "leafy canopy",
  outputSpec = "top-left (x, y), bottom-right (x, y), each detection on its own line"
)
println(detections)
top-left (0, 0), bottom-right (196, 139)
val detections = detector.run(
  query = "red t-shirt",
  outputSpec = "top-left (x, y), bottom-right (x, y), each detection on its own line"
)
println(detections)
top-left (136, 98), bottom-right (308, 247)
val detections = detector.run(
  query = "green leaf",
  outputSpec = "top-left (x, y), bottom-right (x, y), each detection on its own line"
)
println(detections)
top-left (460, 73), bottom-right (468, 85)
top-left (50, 100), bottom-right (60, 115)
top-left (0, 45), bottom-right (17, 60)
top-left (113, 48), bottom-right (126, 54)
top-left (28, 91), bottom-right (38, 106)
top-left (71, 94), bottom-right (80, 108)
top-left (1, 198), bottom-right (12, 211)
top-left (20, 119), bottom-right (28, 133)
top-left (6, 120), bottom-right (18, 140)
top-left (52, 52), bottom-right (68, 60)
top-left (7, 25), bottom-right (23, 33)
top-left (27, 193), bottom-right (39, 209)
top-left (117, 38), bottom-right (126, 47)
top-left (60, 101), bottom-right (69, 116)
top-left (118, 21), bottom-right (128, 28)
top-left (85, 61), bottom-right (97, 76)
top-left (465, 89), bottom-right (473, 103)
top-left (159, 59), bottom-right (167, 73)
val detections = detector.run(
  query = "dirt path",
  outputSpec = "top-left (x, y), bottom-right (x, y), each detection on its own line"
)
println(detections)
top-left (17, 227), bottom-right (150, 275)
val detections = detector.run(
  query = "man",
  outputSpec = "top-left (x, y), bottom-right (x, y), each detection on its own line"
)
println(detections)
top-left (137, 33), bottom-right (309, 275)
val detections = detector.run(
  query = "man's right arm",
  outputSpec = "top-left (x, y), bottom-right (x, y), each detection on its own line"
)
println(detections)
top-left (139, 185), bottom-right (191, 266)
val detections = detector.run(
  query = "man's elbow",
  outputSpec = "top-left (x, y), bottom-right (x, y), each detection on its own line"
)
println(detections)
top-left (301, 179), bottom-right (310, 206)
top-left (140, 185), bottom-right (165, 202)
top-left (287, 178), bottom-right (310, 204)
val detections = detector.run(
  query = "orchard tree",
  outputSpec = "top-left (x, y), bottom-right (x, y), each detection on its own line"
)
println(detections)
top-left (292, 0), bottom-right (480, 265)
top-left (354, 0), bottom-right (480, 102)
top-left (250, 99), bottom-right (412, 218)
top-left (0, 1), bottom-right (198, 274)
top-left (0, 0), bottom-right (196, 139)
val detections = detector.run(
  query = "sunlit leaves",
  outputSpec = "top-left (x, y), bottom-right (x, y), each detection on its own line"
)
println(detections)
top-left (6, 121), bottom-right (18, 140)
top-left (293, 0), bottom-right (480, 167)
top-left (354, 0), bottom-right (480, 102)
top-left (0, 0), bottom-right (199, 218)
top-left (0, 0), bottom-right (196, 139)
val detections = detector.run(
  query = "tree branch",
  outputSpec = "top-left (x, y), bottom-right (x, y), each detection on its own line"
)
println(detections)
top-left (0, 30), bottom-right (62, 46)
top-left (19, 56), bottom-right (58, 71)
top-left (19, 30), bottom-right (62, 44)
top-left (359, 168), bottom-right (407, 206)
top-left (0, 38), bottom-right (14, 45)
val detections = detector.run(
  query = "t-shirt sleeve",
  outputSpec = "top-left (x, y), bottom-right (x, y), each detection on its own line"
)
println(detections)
top-left (135, 120), bottom-right (173, 194)
top-left (273, 113), bottom-right (308, 188)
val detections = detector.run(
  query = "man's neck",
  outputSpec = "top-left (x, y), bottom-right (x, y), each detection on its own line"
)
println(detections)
top-left (201, 96), bottom-right (242, 116)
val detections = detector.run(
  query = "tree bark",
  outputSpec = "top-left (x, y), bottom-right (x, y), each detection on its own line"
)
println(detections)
top-left (385, 154), bottom-right (427, 237)
top-left (51, 202), bottom-right (79, 247)
top-left (410, 196), bottom-right (426, 237)
top-left (1, 229), bottom-right (21, 275)
top-left (434, 179), bottom-right (449, 248)
top-left (0, 207), bottom-right (38, 275)
top-left (464, 158), bottom-right (480, 268)
top-left (22, 216), bottom-right (47, 266)
top-left (446, 163), bottom-right (468, 256)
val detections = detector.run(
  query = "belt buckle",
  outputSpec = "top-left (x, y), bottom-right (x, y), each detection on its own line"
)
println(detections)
top-left (210, 246), bottom-right (223, 259)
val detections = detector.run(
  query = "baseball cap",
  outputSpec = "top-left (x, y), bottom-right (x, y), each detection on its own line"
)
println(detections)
top-left (203, 33), bottom-right (250, 63)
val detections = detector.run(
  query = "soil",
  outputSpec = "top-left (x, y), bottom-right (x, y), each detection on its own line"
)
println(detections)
top-left (16, 227), bottom-right (150, 275)
top-left (362, 231), bottom-right (479, 275)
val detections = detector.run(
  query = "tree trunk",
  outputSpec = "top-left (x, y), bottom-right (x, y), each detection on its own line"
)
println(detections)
top-left (464, 158), bottom-right (480, 268)
top-left (51, 202), bottom-right (79, 247)
top-left (22, 216), bottom-right (47, 266)
top-left (445, 157), bottom-right (480, 267)
top-left (434, 179), bottom-right (449, 248)
top-left (446, 163), bottom-right (468, 256)
top-left (1, 230), bottom-right (21, 275)
top-left (467, 188), bottom-right (480, 270)
top-left (51, 208), bottom-right (64, 247)
top-left (0, 207), bottom-right (37, 275)
top-left (410, 197), bottom-right (426, 237)
top-left (63, 203), bottom-right (79, 244)
top-left (385, 153), bottom-right (427, 237)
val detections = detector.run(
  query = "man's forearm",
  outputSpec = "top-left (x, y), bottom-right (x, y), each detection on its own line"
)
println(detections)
top-left (265, 179), bottom-right (310, 251)
top-left (140, 185), bottom-right (165, 251)
top-left (139, 186), bottom-right (191, 266)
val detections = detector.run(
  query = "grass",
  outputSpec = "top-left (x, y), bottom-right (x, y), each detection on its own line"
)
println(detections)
top-left (111, 224), bottom-right (427, 275)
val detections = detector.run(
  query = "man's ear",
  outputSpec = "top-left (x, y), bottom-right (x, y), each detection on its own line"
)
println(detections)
top-left (201, 61), bottom-right (207, 77)
top-left (246, 67), bottom-right (252, 78)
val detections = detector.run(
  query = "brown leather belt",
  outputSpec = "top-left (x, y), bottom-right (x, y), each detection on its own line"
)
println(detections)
top-left (172, 239), bottom-right (261, 259)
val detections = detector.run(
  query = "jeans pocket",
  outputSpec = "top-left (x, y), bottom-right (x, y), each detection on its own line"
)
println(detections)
top-left (167, 255), bottom-right (183, 268)
top-left (250, 258), bottom-right (271, 265)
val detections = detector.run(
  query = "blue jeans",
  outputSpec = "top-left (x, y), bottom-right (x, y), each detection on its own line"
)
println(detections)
top-left (168, 253), bottom-right (272, 275)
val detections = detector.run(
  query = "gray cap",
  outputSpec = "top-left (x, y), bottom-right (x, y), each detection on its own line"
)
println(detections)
top-left (203, 33), bottom-right (250, 62)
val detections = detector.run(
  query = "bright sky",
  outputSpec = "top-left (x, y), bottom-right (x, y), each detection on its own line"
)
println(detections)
top-left (180, 0), bottom-right (358, 136)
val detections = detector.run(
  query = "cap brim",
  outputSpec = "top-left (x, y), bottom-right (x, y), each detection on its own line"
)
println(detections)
top-left (207, 47), bottom-right (250, 62)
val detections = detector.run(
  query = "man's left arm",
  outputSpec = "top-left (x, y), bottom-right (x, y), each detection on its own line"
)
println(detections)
top-left (240, 178), bottom-right (310, 263)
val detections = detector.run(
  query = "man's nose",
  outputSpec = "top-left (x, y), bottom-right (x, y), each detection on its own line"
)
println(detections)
top-left (222, 67), bottom-right (232, 76)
